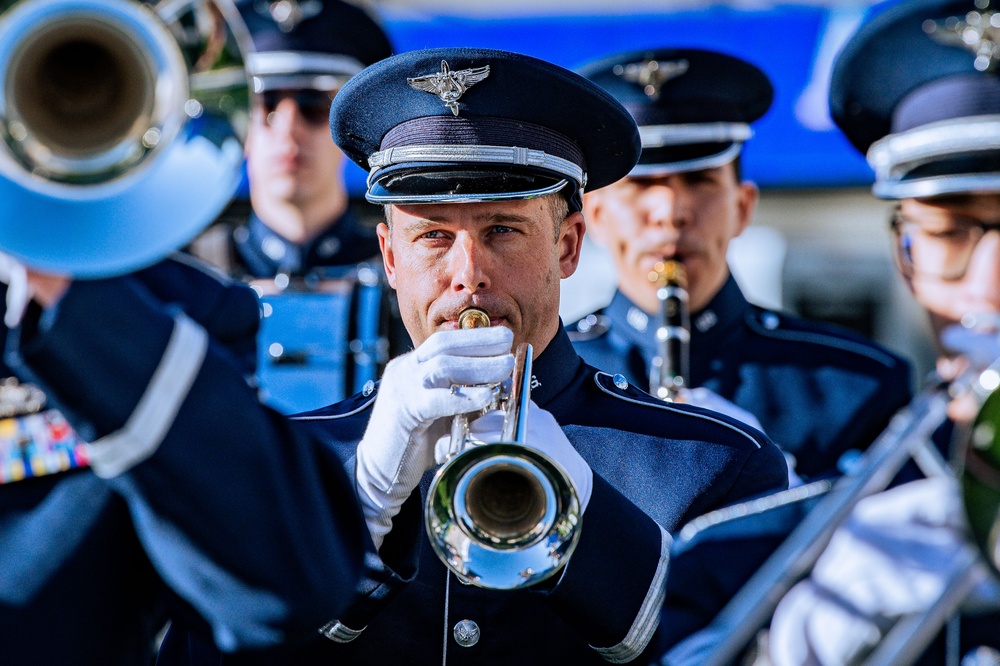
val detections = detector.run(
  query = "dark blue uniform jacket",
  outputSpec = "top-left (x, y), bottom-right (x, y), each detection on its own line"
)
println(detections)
top-left (196, 204), bottom-right (381, 280)
top-left (0, 256), bottom-right (367, 664)
top-left (161, 325), bottom-right (788, 665)
top-left (570, 276), bottom-right (913, 479)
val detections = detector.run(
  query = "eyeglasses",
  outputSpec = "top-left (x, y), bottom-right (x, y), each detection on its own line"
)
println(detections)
top-left (891, 207), bottom-right (1000, 280)
top-left (257, 89), bottom-right (334, 127)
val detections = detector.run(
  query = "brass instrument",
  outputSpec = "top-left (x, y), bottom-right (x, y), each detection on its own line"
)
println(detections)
top-left (0, 0), bottom-right (251, 277)
top-left (649, 259), bottom-right (690, 401)
top-left (665, 336), bottom-right (1000, 666)
top-left (425, 307), bottom-right (583, 589)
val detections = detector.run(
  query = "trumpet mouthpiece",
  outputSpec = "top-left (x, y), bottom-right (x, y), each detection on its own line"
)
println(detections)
top-left (458, 307), bottom-right (491, 329)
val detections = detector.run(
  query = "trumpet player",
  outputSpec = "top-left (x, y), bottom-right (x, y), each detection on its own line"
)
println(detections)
top-left (766, 1), bottom-right (1000, 663)
top-left (159, 47), bottom-right (789, 665)
top-left (572, 49), bottom-right (912, 482)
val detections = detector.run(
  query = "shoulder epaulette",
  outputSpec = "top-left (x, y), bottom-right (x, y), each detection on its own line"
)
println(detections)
top-left (567, 313), bottom-right (610, 342)
top-left (745, 307), bottom-right (900, 368)
top-left (591, 372), bottom-right (762, 448)
top-left (291, 381), bottom-right (379, 421)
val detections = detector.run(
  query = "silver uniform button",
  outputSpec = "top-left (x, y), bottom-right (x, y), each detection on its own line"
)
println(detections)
top-left (613, 374), bottom-right (629, 390)
top-left (762, 312), bottom-right (780, 330)
top-left (453, 619), bottom-right (480, 647)
top-left (362, 380), bottom-right (375, 397)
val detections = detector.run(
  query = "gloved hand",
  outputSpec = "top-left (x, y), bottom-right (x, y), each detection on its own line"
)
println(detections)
top-left (452, 400), bottom-right (594, 512)
top-left (678, 386), bottom-right (764, 434)
top-left (355, 327), bottom-right (515, 550)
top-left (769, 477), bottom-right (980, 666)
top-left (0, 252), bottom-right (32, 328)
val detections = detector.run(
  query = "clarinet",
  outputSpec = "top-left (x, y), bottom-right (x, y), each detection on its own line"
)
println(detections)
top-left (648, 259), bottom-right (690, 401)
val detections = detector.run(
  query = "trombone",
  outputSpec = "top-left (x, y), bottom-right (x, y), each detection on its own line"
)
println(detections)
top-left (663, 342), bottom-right (1000, 666)
top-left (424, 307), bottom-right (583, 590)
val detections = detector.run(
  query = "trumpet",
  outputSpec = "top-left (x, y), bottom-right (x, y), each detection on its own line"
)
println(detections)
top-left (424, 307), bottom-right (583, 589)
top-left (0, 0), bottom-right (251, 277)
top-left (649, 259), bottom-right (690, 401)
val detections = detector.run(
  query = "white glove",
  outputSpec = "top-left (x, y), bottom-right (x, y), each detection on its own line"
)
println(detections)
top-left (449, 400), bottom-right (594, 512)
top-left (0, 252), bottom-right (32, 328)
top-left (679, 387), bottom-right (764, 434)
top-left (355, 327), bottom-right (515, 550)
top-left (770, 477), bottom-right (977, 666)
top-left (940, 323), bottom-right (1000, 373)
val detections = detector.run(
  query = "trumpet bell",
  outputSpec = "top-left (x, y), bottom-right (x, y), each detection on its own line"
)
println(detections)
top-left (426, 442), bottom-right (582, 589)
top-left (0, 0), bottom-right (251, 277)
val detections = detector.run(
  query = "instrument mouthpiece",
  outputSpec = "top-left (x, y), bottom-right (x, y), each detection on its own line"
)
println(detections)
top-left (458, 307), bottom-right (491, 329)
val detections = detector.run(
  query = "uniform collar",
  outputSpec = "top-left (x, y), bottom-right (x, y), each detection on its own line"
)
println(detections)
top-left (529, 323), bottom-right (583, 407)
top-left (235, 209), bottom-right (378, 278)
top-left (605, 273), bottom-right (750, 353)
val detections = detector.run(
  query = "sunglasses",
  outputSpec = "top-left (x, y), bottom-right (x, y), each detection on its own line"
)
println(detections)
top-left (258, 89), bottom-right (334, 127)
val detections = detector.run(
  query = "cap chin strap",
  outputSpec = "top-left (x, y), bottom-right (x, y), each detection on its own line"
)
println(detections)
top-left (638, 122), bottom-right (753, 148)
top-left (628, 142), bottom-right (743, 178)
top-left (868, 115), bottom-right (1000, 199)
top-left (367, 144), bottom-right (586, 191)
top-left (365, 178), bottom-right (571, 205)
top-left (868, 115), bottom-right (1000, 181)
top-left (873, 173), bottom-right (1000, 200)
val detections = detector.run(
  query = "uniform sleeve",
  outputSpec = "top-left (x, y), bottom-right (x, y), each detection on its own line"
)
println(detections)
top-left (539, 473), bottom-right (672, 663)
top-left (8, 276), bottom-right (367, 652)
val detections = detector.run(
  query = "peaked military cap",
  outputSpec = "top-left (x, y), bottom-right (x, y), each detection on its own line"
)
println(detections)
top-left (831, 0), bottom-right (1000, 199)
top-left (577, 48), bottom-right (773, 177)
top-left (238, 0), bottom-right (392, 92)
top-left (329, 47), bottom-right (642, 209)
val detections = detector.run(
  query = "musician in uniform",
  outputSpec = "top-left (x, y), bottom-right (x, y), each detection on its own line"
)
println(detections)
top-left (0, 255), bottom-right (368, 664)
top-left (157, 46), bottom-right (790, 665)
top-left (761, 1), bottom-right (1000, 662)
top-left (570, 49), bottom-right (913, 481)
top-left (189, 0), bottom-right (401, 412)
top-left (653, 10), bottom-right (1000, 662)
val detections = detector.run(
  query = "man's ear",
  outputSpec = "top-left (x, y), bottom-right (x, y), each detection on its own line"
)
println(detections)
top-left (735, 181), bottom-right (760, 237)
top-left (582, 190), bottom-right (612, 247)
top-left (559, 211), bottom-right (586, 279)
top-left (377, 222), bottom-right (396, 289)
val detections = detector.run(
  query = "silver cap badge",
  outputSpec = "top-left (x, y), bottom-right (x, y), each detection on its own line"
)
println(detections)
top-left (615, 59), bottom-right (689, 100)
top-left (924, 1), bottom-right (1000, 72)
top-left (407, 60), bottom-right (491, 116)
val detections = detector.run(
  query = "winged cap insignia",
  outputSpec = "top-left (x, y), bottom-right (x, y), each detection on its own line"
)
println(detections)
top-left (407, 60), bottom-right (491, 116)
top-left (924, 2), bottom-right (1000, 72)
top-left (256, 0), bottom-right (322, 33)
top-left (614, 59), bottom-right (690, 100)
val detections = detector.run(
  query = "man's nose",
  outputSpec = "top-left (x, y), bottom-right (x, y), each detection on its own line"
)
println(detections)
top-left (266, 97), bottom-right (306, 134)
top-left (450, 235), bottom-right (491, 293)
top-left (963, 229), bottom-right (1000, 310)
top-left (644, 182), bottom-right (687, 231)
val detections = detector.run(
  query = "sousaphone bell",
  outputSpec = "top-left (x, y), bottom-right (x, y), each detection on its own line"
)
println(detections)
top-left (0, 0), bottom-right (251, 277)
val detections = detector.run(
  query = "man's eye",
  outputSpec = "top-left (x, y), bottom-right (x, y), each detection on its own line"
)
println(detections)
top-left (420, 230), bottom-right (445, 240)
top-left (491, 225), bottom-right (516, 234)
top-left (922, 226), bottom-right (970, 240)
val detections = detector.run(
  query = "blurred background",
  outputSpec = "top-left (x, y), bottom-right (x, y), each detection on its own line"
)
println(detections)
top-left (348, 0), bottom-right (935, 382)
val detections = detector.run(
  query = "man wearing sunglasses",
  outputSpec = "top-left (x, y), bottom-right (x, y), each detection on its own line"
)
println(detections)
top-left (190, 0), bottom-right (399, 412)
